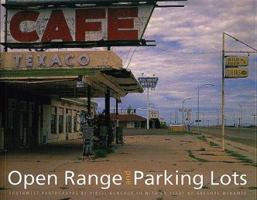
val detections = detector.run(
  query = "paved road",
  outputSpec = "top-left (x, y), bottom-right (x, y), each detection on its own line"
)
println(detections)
top-left (195, 127), bottom-right (256, 148)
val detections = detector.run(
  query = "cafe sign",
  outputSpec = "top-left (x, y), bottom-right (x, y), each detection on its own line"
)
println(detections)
top-left (6, 6), bottom-right (154, 43)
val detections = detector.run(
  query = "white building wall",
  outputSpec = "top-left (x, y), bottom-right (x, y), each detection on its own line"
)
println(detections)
top-left (43, 98), bottom-right (96, 143)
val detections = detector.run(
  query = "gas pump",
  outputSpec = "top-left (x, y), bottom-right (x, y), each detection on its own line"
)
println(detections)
top-left (79, 111), bottom-right (94, 157)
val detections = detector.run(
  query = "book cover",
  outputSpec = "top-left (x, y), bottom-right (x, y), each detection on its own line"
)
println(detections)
top-left (0, 0), bottom-right (256, 199)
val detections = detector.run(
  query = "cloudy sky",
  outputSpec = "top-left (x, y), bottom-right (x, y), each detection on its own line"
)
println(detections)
top-left (0, 0), bottom-right (256, 125)
top-left (110, 0), bottom-right (257, 125)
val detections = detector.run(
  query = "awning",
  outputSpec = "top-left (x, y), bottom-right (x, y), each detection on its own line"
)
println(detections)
top-left (0, 51), bottom-right (143, 99)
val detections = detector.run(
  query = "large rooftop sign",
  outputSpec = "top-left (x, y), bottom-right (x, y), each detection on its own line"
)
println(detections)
top-left (6, 6), bottom-right (153, 44)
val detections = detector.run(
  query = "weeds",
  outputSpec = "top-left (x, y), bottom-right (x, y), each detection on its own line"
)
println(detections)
top-left (209, 141), bottom-right (219, 147)
top-left (225, 149), bottom-right (256, 167)
top-left (197, 135), bottom-right (207, 142)
top-left (248, 186), bottom-right (257, 190)
top-left (94, 148), bottom-right (114, 158)
top-left (187, 150), bottom-right (208, 162)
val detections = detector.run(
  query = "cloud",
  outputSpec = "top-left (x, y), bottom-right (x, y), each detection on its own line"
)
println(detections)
top-left (111, 0), bottom-right (257, 125)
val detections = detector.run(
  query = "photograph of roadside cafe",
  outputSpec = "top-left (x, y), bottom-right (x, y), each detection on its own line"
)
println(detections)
top-left (0, 0), bottom-right (163, 151)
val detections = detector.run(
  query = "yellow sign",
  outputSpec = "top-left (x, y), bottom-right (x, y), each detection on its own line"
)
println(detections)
top-left (225, 67), bottom-right (248, 78)
top-left (0, 51), bottom-right (122, 70)
top-left (225, 56), bottom-right (248, 67)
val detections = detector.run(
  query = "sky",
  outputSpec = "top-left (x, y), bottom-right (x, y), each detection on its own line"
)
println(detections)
top-left (0, 0), bottom-right (257, 125)
top-left (108, 0), bottom-right (257, 126)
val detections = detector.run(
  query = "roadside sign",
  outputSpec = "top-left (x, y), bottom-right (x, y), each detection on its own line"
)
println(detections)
top-left (225, 56), bottom-right (248, 67)
top-left (225, 67), bottom-right (248, 78)
top-left (150, 110), bottom-right (159, 119)
top-left (138, 77), bottom-right (158, 89)
top-left (6, 6), bottom-right (154, 44)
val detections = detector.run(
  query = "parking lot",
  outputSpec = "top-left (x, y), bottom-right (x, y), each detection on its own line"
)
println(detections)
top-left (0, 133), bottom-right (256, 200)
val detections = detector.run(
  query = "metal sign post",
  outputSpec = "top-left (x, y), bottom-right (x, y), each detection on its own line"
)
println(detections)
top-left (138, 76), bottom-right (158, 129)
top-left (221, 32), bottom-right (256, 151)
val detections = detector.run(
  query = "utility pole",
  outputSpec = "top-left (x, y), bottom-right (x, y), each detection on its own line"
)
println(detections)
top-left (181, 97), bottom-right (191, 124)
top-left (252, 113), bottom-right (256, 126)
top-left (146, 87), bottom-right (150, 129)
top-left (175, 110), bottom-right (178, 124)
top-left (197, 83), bottom-right (214, 133)
top-left (238, 103), bottom-right (242, 127)
top-left (138, 75), bottom-right (158, 130)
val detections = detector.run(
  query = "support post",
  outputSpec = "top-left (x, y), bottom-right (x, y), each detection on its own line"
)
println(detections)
top-left (115, 99), bottom-right (119, 144)
top-left (221, 32), bottom-right (225, 151)
top-left (87, 85), bottom-right (91, 116)
top-left (105, 89), bottom-right (111, 146)
top-left (197, 86), bottom-right (200, 133)
top-left (146, 87), bottom-right (150, 130)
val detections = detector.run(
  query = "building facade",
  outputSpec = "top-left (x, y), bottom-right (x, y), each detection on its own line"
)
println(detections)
top-left (0, 87), bottom-right (97, 150)
top-left (110, 113), bottom-right (146, 129)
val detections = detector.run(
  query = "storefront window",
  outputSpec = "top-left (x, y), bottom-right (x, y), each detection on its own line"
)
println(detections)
top-left (51, 107), bottom-right (57, 134)
top-left (66, 109), bottom-right (72, 133)
top-left (58, 108), bottom-right (64, 134)
top-left (73, 111), bottom-right (78, 132)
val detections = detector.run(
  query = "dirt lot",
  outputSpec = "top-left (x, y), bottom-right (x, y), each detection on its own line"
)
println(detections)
top-left (0, 133), bottom-right (256, 200)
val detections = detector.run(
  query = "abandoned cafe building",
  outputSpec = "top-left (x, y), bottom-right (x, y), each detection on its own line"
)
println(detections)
top-left (0, 0), bottom-right (186, 150)
top-left (0, 50), bottom-right (143, 150)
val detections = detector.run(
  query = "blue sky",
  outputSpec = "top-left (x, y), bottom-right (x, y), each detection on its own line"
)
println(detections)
top-left (108, 0), bottom-right (257, 125)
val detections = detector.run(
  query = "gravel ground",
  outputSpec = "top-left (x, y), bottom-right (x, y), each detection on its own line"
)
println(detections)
top-left (0, 134), bottom-right (256, 200)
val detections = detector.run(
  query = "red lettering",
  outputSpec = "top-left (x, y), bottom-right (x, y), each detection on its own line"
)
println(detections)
top-left (10, 11), bottom-right (39, 42)
top-left (75, 9), bottom-right (105, 41)
top-left (108, 8), bottom-right (138, 40)
top-left (42, 10), bottom-right (72, 42)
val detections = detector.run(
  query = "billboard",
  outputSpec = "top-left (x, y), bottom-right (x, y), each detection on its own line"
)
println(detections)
top-left (6, 6), bottom-right (154, 44)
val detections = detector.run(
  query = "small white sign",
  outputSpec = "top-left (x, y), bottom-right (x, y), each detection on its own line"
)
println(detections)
top-left (225, 67), bottom-right (248, 78)
top-left (225, 56), bottom-right (248, 67)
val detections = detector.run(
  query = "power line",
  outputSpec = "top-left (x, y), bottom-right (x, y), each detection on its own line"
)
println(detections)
top-left (126, 47), bottom-right (138, 69)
